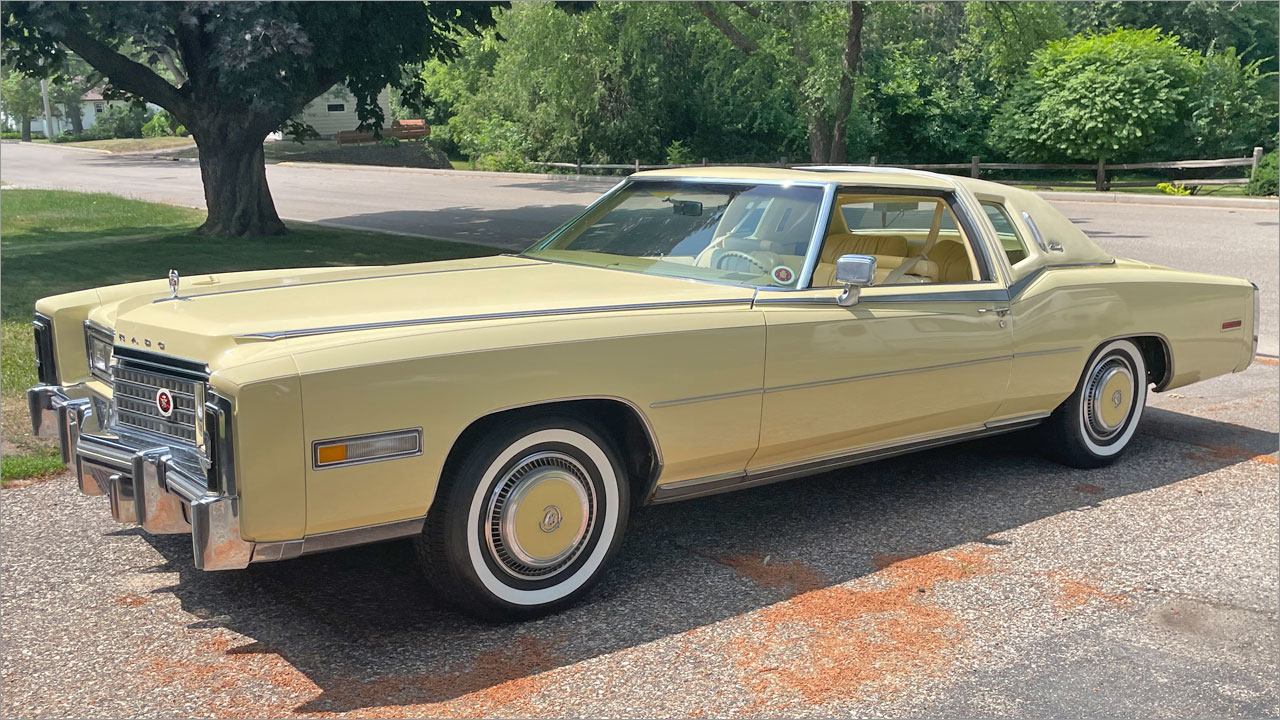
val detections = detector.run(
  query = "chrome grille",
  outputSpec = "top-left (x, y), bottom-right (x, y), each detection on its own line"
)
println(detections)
top-left (113, 365), bottom-right (201, 443)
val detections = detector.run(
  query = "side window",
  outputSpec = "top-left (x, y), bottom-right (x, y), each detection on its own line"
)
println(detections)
top-left (980, 202), bottom-right (1030, 265)
top-left (812, 193), bottom-right (981, 287)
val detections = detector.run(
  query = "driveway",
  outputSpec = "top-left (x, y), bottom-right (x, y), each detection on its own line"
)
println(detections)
top-left (3, 142), bottom-right (1275, 355)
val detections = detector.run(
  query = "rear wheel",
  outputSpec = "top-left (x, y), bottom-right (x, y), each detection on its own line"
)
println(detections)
top-left (1044, 338), bottom-right (1148, 469)
top-left (416, 414), bottom-right (629, 621)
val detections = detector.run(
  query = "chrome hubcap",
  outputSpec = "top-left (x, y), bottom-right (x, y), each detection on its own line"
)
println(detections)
top-left (1085, 358), bottom-right (1134, 439)
top-left (485, 451), bottom-right (595, 580)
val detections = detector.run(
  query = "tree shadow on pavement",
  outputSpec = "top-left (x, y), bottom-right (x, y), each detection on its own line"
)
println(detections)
top-left (137, 406), bottom-right (1277, 715)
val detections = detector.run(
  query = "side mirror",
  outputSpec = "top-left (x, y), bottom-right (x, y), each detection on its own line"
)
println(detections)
top-left (835, 254), bottom-right (876, 307)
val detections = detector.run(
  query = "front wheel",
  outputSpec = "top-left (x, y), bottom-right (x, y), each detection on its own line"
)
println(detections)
top-left (1043, 338), bottom-right (1148, 469)
top-left (416, 414), bottom-right (629, 621)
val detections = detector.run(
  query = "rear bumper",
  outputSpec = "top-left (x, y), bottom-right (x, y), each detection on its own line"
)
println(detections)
top-left (28, 384), bottom-right (254, 571)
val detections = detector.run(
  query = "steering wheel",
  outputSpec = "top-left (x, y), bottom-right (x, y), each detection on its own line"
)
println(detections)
top-left (714, 250), bottom-right (770, 275)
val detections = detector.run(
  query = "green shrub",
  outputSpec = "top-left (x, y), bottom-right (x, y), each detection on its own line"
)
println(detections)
top-left (1156, 181), bottom-right (1191, 196)
top-left (96, 104), bottom-right (153, 138)
top-left (1247, 151), bottom-right (1278, 196)
top-left (141, 109), bottom-right (186, 138)
top-left (1, 130), bottom-right (44, 139)
top-left (665, 140), bottom-right (694, 166)
top-left (478, 149), bottom-right (532, 173)
top-left (378, 136), bottom-right (401, 147)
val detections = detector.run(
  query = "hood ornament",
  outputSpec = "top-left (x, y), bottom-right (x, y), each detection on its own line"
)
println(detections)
top-left (169, 269), bottom-right (180, 299)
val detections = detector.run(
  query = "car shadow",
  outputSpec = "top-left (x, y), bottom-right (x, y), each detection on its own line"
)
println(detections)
top-left (135, 406), bottom-right (1277, 714)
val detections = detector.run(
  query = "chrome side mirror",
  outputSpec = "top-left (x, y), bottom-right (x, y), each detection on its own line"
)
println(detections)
top-left (835, 254), bottom-right (876, 307)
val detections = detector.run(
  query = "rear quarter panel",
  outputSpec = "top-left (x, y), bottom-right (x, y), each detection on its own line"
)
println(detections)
top-left (994, 261), bottom-right (1255, 421)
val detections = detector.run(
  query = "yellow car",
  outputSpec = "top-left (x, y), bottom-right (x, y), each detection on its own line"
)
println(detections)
top-left (27, 167), bottom-right (1259, 619)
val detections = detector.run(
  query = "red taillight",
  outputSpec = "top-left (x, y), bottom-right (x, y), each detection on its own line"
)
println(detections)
top-left (1222, 320), bottom-right (1243, 330)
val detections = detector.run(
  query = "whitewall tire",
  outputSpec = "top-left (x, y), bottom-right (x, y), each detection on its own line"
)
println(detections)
top-left (416, 414), bottom-right (629, 620)
top-left (1045, 338), bottom-right (1148, 468)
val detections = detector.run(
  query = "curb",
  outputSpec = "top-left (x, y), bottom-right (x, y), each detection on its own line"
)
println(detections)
top-left (274, 161), bottom-right (622, 184)
top-left (1038, 190), bottom-right (1278, 211)
top-left (3, 141), bottom-right (110, 155)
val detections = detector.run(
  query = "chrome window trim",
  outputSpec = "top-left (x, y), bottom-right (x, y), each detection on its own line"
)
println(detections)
top-left (311, 428), bottom-right (424, 470)
top-left (1021, 211), bottom-right (1049, 253)
top-left (237, 298), bottom-right (753, 341)
top-left (523, 176), bottom-right (839, 291)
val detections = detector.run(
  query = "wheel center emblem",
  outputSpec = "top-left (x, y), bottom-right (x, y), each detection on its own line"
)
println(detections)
top-left (1111, 390), bottom-right (1123, 408)
top-left (155, 388), bottom-right (174, 418)
top-left (539, 506), bottom-right (563, 533)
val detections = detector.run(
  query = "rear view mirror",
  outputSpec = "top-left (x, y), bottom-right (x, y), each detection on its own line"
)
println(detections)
top-left (835, 254), bottom-right (876, 307)
top-left (670, 200), bottom-right (703, 217)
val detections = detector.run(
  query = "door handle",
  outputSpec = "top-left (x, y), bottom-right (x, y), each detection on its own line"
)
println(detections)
top-left (978, 306), bottom-right (1012, 317)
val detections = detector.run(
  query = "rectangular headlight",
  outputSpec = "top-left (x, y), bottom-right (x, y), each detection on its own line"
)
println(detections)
top-left (83, 321), bottom-right (114, 383)
top-left (313, 429), bottom-right (422, 469)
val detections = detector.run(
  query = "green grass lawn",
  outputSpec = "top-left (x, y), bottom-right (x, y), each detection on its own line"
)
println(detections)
top-left (0, 188), bottom-right (496, 484)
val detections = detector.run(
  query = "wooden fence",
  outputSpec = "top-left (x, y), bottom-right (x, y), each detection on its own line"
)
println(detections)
top-left (530, 147), bottom-right (1266, 191)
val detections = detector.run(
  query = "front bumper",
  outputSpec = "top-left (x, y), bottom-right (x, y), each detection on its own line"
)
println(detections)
top-left (28, 384), bottom-right (254, 571)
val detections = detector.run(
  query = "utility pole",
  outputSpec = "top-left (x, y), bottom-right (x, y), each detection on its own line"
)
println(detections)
top-left (39, 77), bottom-right (55, 137)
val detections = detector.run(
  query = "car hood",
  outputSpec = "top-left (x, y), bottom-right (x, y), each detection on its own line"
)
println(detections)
top-left (94, 255), bottom-right (755, 371)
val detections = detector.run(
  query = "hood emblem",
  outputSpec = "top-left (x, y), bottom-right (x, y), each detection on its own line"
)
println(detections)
top-left (155, 388), bottom-right (174, 418)
top-left (169, 269), bottom-right (180, 299)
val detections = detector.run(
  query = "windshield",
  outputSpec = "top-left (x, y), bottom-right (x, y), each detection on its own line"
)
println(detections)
top-left (524, 180), bottom-right (827, 288)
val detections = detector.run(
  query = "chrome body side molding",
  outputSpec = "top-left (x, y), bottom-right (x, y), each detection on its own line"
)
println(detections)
top-left (648, 414), bottom-right (1047, 504)
top-left (250, 517), bottom-right (427, 562)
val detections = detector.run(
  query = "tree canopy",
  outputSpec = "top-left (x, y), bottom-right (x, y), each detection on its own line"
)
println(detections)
top-left (4, 2), bottom-right (501, 236)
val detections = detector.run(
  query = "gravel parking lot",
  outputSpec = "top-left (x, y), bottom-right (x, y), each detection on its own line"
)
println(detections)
top-left (3, 362), bottom-right (1275, 718)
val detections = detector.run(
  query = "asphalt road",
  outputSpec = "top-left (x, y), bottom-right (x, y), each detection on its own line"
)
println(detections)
top-left (3, 142), bottom-right (1276, 355)
top-left (2, 142), bottom-right (1278, 718)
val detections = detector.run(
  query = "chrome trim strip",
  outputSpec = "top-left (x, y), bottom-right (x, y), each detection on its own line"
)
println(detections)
top-left (763, 355), bottom-right (1012, 395)
top-left (252, 517), bottom-right (427, 562)
top-left (237, 298), bottom-right (752, 341)
top-left (798, 182), bottom-right (839, 290)
top-left (1006, 261), bottom-right (1116, 299)
top-left (754, 288), bottom-right (1012, 306)
top-left (1013, 346), bottom-right (1082, 359)
top-left (649, 416), bottom-right (1045, 504)
top-left (311, 428), bottom-right (423, 470)
top-left (649, 388), bottom-right (763, 409)
top-left (150, 261), bottom-right (538, 304)
top-left (984, 411), bottom-right (1052, 429)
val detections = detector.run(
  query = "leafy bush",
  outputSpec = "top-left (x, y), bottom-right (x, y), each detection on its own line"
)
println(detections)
top-left (990, 29), bottom-right (1198, 163)
top-left (478, 149), bottom-right (532, 173)
top-left (378, 136), bottom-right (401, 147)
top-left (665, 140), bottom-right (694, 166)
top-left (1156, 182), bottom-right (1191, 196)
top-left (450, 116), bottom-right (530, 164)
top-left (96, 104), bottom-right (153, 139)
top-left (0, 130), bottom-right (44, 139)
top-left (141, 109), bottom-right (187, 137)
top-left (51, 127), bottom-right (110, 143)
top-left (1247, 151), bottom-right (1278, 196)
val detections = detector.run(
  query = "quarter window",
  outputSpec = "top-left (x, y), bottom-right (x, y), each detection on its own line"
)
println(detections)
top-left (326, 103), bottom-right (345, 112)
top-left (980, 202), bottom-right (1030, 265)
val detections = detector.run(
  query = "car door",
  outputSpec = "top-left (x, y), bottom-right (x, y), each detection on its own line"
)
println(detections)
top-left (748, 191), bottom-right (1016, 472)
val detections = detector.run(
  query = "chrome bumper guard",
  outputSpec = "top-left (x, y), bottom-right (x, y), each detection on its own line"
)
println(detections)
top-left (28, 384), bottom-right (253, 571)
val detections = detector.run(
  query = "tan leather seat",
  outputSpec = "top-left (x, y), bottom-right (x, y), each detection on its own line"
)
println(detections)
top-left (820, 233), bottom-right (909, 265)
top-left (908, 240), bottom-right (972, 283)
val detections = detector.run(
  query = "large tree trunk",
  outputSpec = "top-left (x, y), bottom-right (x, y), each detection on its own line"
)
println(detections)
top-left (20, 116), bottom-right (32, 142)
top-left (192, 127), bottom-right (286, 236)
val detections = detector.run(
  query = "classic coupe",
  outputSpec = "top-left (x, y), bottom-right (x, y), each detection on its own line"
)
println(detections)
top-left (29, 166), bottom-right (1259, 619)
